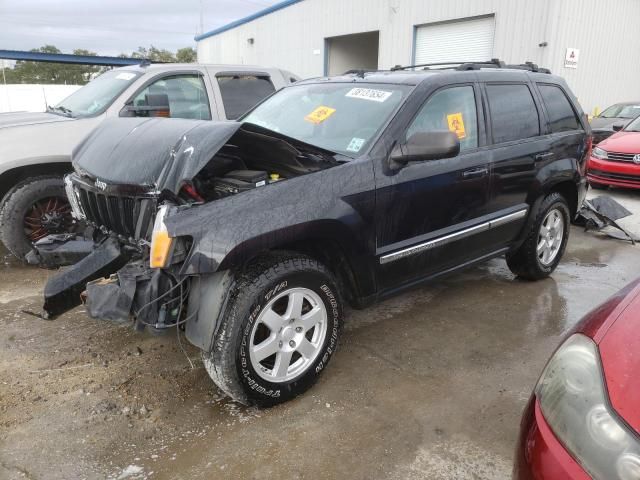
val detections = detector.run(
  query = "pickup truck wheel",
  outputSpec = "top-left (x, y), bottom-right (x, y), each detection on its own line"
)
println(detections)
top-left (506, 192), bottom-right (570, 280)
top-left (0, 176), bottom-right (76, 261)
top-left (202, 253), bottom-right (342, 407)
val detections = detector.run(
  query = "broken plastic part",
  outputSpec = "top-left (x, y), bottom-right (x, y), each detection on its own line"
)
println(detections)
top-left (577, 196), bottom-right (637, 244)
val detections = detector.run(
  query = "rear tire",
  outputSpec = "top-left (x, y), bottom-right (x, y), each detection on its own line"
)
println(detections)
top-left (506, 192), bottom-right (570, 280)
top-left (0, 176), bottom-right (75, 261)
top-left (202, 253), bottom-right (342, 407)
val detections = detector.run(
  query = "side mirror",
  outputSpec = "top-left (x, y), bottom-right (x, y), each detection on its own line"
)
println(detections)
top-left (391, 131), bottom-right (460, 167)
top-left (120, 93), bottom-right (171, 118)
top-left (612, 123), bottom-right (624, 132)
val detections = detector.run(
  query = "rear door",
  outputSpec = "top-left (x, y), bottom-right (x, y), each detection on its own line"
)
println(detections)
top-left (374, 82), bottom-right (494, 290)
top-left (534, 82), bottom-right (588, 186)
top-left (481, 81), bottom-right (549, 246)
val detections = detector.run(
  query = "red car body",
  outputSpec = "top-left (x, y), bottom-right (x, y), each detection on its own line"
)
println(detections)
top-left (514, 279), bottom-right (640, 479)
top-left (587, 129), bottom-right (640, 189)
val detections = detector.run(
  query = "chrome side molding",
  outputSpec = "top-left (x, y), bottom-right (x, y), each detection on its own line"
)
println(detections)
top-left (379, 208), bottom-right (528, 265)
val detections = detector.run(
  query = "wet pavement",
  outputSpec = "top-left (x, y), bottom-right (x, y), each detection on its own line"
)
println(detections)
top-left (1, 188), bottom-right (639, 480)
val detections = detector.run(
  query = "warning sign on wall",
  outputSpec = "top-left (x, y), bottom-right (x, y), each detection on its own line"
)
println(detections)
top-left (564, 48), bottom-right (579, 69)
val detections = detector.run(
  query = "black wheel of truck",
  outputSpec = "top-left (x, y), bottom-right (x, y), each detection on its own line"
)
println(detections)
top-left (202, 253), bottom-right (343, 407)
top-left (506, 192), bottom-right (570, 281)
top-left (0, 176), bottom-right (76, 261)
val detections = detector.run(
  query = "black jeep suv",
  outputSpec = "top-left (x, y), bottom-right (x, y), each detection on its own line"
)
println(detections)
top-left (39, 62), bottom-right (590, 406)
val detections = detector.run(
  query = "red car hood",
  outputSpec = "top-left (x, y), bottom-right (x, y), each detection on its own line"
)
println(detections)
top-left (595, 282), bottom-right (640, 435)
top-left (599, 130), bottom-right (640, 153)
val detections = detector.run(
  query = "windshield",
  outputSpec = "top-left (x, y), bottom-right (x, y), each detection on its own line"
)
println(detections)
top-left (52, 70), bottom-right (141, 118)
top-left (242, 83), bottom-right (412, 156)
top-left (625, 116), bottom-right (640, 132)
top-left (599, 103), bottom-right (640, 119)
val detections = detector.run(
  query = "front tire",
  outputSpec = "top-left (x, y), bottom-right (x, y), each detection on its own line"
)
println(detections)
top-left (202, 253), bottom-right (342, 407)
top-left (506, 192), bottom-right (570, 280)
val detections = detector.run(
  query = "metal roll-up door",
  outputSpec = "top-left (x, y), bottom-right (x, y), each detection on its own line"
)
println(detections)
top-left (414, 16), bottom-right (495, 65)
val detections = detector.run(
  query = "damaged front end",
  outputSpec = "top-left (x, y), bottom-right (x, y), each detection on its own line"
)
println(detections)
top-left (38, 116), bottom-right (340, 334)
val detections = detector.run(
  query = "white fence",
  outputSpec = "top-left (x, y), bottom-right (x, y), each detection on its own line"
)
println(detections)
top-left (0, 84), bottom-right (81, 113)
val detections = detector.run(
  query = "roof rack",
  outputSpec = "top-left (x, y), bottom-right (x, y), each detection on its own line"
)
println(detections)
top-left (390, 58), bottom-right (551, 74)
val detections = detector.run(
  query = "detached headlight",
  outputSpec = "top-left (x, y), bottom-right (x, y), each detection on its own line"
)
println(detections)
top-left (536, 334), bottom-right (640, 479)
top-left (63, 175), bottom-right (85, 220)
top-left (150, 204), bottom-right (174, 268)
top-left (593, 147), bottom-right (609, 160)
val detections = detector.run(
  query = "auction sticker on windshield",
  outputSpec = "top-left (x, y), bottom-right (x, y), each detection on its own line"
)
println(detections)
top-left (305, 106), bottom-right (336, 124)
top-left (346, 88), bottom-right (392, 103)
top-left (346, 137), bottom-right (366, 153)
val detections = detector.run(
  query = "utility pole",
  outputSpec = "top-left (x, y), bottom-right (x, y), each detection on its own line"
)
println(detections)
top-left (199, 0), bottom-right (204, 35)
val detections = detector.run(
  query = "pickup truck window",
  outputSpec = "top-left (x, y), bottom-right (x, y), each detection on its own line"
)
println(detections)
top-left (537, 84), bottom-right (582, 133)
top-left (52, 69), bottom-right (141, 118)
top-left (243, 83), bottom-right (411, 157)
top-left (217, 75), bottom-right (276, 120)
top-left (132, 74), bottom-right (211, 120)
top-left (486, 84), bottom-right (540, 144)
top-left (407, 86), bottom-right (478, 151)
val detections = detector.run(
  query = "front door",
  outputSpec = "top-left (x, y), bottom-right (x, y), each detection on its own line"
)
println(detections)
top-left (374, 84), bottom-right (492, 291)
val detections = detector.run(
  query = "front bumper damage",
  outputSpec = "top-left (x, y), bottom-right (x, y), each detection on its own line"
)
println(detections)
top-left (41, 236), bottom-right (183, 330)
top-left (43, 237), bottom-right (130, 318)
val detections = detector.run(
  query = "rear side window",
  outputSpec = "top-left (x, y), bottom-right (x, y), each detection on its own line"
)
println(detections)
top-left (538, 84), bottom-right (582, 133)
top-left (217, 75), bottom-right (276, 120)
top-left (486, 84), bottom-right (540, 144)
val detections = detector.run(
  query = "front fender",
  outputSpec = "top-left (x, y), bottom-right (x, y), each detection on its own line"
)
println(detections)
top-left (164, 159), bottom-right (376, 279)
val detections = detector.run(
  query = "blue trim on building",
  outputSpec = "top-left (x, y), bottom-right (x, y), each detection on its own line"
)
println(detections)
top-left (0, 50), bottom-right (147, 66)
top-left (195, 0), bottom-right (305, 41)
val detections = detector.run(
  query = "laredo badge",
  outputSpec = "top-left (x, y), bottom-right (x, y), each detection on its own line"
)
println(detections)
top-left (446, 113), bottom-right (466, 139)
top-left (305, 106), bottom-right (336, 124)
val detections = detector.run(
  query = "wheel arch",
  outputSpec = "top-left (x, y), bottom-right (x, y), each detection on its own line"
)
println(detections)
top-left (206, 221), bottom-right (377, 308)
top-left (0, 161), bottom-right (72, 203)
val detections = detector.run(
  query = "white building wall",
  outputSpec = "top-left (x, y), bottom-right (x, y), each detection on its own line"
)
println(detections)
top-left (0, 84), bottom-right (81, 113)
top-left (197, 0), bottom-right (640, 113)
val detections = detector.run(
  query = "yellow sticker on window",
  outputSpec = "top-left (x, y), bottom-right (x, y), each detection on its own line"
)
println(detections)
top-left (447, 112), bottom-right (466, 139)
top-left (305, 105), bottom-right (336, 124)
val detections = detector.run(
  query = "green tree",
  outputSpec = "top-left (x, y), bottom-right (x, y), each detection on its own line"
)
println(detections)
top-left (176, 47), bottom-right (197, 63)
top-left (4, 45), bottom-right (104, 85)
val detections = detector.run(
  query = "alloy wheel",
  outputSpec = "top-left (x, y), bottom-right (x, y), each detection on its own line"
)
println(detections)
top-left (249, 287), bottom-right (328, 383)
top-left (537, 208), bottom-right (565, 266)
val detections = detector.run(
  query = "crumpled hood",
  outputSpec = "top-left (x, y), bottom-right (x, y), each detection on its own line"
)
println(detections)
top-left (0, 111), bottom-right (74, 129)
top-left (72, 117), bottom-right (242, 192)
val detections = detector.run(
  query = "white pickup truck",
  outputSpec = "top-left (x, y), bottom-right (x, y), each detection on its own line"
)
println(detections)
top-left (0, 63), bottom-right (298, 260)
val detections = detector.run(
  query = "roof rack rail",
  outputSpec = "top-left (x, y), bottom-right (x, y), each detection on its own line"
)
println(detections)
top-left (503, 61), bottom-right (552, 74)
top-left (390, 59), bottom-right (504, 71)
top-left (390, 58), bottom-right (551, 74)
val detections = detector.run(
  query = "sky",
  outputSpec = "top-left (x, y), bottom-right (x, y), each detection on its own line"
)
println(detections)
top-left (0, 0), bottom-right (281, 56)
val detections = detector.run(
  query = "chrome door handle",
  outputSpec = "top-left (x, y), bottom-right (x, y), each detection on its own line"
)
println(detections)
top-left (462, 167), bottom-right (489, 179)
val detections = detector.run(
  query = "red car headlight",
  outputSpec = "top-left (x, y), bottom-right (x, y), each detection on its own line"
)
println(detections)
top-left (536, 334), bottom-right (640, 480)
top-left (592, 147), bottom-right (609, 160)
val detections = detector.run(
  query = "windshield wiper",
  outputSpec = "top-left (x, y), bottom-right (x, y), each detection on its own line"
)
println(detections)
top-left (47, 105), bottom-right (73, 117)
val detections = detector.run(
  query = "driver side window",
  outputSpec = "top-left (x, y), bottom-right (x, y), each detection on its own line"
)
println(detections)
top-left (407, 86), bottom-right (478, 151)
top-left (132, 74), bottom-right (211, 120)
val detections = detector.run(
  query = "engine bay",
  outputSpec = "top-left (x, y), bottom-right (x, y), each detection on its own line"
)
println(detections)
top-left (181, 127), bottom-right (340, 203)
